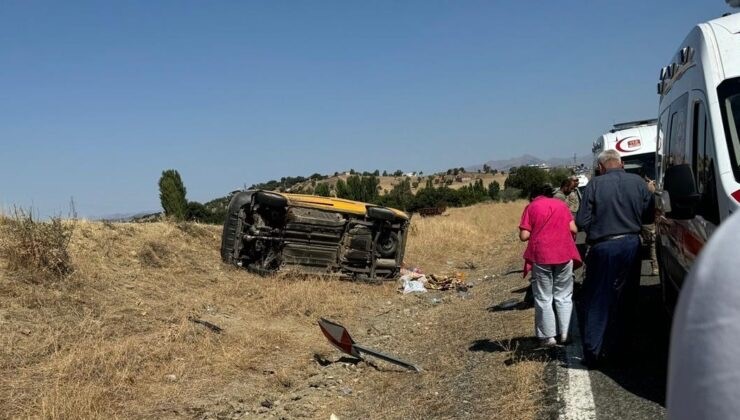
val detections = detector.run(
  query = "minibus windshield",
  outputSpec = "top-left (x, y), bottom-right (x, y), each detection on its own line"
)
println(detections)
top-left (623, 152), bottom-right (656, 180)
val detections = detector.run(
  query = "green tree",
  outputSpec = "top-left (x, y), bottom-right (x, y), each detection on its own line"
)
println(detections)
top-left (159, 169), bottom-right (188, 221)
top-left (186, 201), bottom-right (209, 221)
top-left (382, 170), bottom-right (388, 177)
top-left (381, 179), bottom-right (414, 210)
top-left (314, 183), bottom-right (331, 197)
top-left (335, 179), bottom-right (349, 198)
top-left (500, 187), bottom-right (522, 203)
top-left (342, 175), bottom-right (380, 203)
top-left (488, 180), bottom-right (501, 201)
top-left (548, 167), bottom-right (574, 188)
top-left (504, 166), bottom-right (549, 198)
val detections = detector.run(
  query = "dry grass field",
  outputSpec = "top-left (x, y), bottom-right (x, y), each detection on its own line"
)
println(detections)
top-left (0, 201), bottom-right (552, 419)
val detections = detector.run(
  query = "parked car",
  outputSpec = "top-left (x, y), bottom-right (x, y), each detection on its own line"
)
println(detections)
top-left (655, 12), bottom-right (740, 310)
top-left (221, 190), bottom-right (410, 280)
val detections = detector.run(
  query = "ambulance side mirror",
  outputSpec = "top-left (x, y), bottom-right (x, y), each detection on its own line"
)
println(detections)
top-left (663, 164), bottom-right (700, 219)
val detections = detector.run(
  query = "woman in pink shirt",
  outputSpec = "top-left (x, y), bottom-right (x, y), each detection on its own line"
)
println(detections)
top-left (519, 185), bottom-right (582, 347)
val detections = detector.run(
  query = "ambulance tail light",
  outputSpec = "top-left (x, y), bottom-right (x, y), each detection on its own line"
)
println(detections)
top-left (732, 190), bottom-right (740, 203)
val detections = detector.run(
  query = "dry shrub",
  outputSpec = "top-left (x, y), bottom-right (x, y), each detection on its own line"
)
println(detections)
top-left (138, 241), bottom-right (170, 268)
top-left (176, 221), bottom-right (213, 239)
top-left (0, 208), bottom-right (75, 280)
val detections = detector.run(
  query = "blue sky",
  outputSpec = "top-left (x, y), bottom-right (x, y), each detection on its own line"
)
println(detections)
top-left (0, 1), bottom-right (733, 217)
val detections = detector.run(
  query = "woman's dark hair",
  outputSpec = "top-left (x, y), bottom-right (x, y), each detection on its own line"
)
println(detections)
top-left (529, 183), bottom-right (554, 201)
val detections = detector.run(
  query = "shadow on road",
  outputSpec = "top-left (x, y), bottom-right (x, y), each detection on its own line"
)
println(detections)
top-left (576, 276), bottom-right (670, 408)
top-left (597, 282), bottom-right (669, 406)
top-left (469, 337), bottom-right (559, 366)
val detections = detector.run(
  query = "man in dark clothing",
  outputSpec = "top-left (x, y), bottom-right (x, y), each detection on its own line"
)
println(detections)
top-left (576, 149), bottom-right (654, 367)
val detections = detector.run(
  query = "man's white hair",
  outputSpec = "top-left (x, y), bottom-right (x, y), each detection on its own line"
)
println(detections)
top-left (598, 149), bottom-right (622, 166)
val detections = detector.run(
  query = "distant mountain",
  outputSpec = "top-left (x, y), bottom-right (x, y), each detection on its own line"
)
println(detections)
top-left (467, 154), bottom-right (591, 172)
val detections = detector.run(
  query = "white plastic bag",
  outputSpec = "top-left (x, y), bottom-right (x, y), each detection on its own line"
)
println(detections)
top-left (401, 274), bottom-right (428, 294)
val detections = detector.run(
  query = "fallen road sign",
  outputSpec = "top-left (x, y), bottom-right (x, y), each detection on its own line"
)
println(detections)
top-left (318, 317), bottom-right (421, 372)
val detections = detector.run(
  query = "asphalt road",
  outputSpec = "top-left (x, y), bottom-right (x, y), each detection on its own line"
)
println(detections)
top-left (547, 233), bottom-right (670, 419)
top-left (571, 260), bottom-right (670, 419)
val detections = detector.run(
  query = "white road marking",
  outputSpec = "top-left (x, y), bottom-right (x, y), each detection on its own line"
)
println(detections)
top-left (558, 311), bottom-right (597, 419)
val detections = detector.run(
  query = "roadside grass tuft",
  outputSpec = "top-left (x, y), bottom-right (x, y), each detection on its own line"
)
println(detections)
top-left (138, 240), bottom-right (171, 268)
top-left (0, 208), bottom-right (75, 281)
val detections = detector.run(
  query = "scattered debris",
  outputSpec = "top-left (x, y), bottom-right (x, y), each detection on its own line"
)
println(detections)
top-left (401, 277), bottom-right (427, 294)
top-left (374, 309), bottom-right (393, 317)
top-left (458, 261), bottom-right (477, 270)
top-left (426, 273), bottom-right (467, 291)
top-left (399, 268), bottom-right (468, 292)
top-left (318, 318), bottom-right (421, 372)
top-left (399, 269), bottom-right (428, 294)
top-left (187, 316), bottom-right (223, 333)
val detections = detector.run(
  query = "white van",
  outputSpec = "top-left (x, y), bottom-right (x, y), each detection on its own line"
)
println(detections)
top-left (655, 12), bottom-right (740, 308)
top-left (592, 120), bottom-right (658, 179)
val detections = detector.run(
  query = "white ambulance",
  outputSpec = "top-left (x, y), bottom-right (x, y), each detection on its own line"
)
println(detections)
top-left (592, 119), bottom-right (658, 179)
top-left (655, 12), bottom-right (740, 308)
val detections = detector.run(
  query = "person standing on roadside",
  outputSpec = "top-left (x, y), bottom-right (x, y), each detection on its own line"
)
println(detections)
top-left (519, 184), bottom-right (582, 347)
top-left (641, 174), bottom-right (659, 275)
top-left (553, 178), bottom-right (572, 203)
top-left (576, 149), bottom-right (654, 367)
top-left (567, 176), bottom-right (581, 218)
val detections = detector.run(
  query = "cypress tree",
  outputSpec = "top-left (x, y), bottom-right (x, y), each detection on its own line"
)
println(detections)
top-left (158, 169), bottom-right (188, 221)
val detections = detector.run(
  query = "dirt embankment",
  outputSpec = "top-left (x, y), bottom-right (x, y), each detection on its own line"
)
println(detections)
top-left (0, 201), bottom-right (548, 419)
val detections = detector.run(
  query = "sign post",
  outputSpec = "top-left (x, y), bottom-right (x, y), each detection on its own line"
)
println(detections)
top-left (318, 318), bottom-right (421, 372)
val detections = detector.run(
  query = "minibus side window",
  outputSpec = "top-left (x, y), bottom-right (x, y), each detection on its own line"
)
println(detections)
top-left (667, 93), bottom-right (689, 169)
top-left (703, 129), bottom-right (720, 224)
top-left (692, 101), bottom-right (720, 224)
top-left (693, 102), bottom-right (707, 193)
top-left (718, 77), bottom-right (740, 183)
top-left (657, 109), bottom-right (670, 186)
